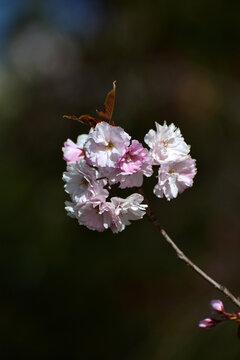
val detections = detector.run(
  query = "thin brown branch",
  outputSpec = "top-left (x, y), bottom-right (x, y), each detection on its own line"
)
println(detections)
top-left (138, 187), bottom-right (240, 309)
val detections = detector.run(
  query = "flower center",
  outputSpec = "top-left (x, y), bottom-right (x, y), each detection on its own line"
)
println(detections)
top-left (161, 140), bottom-right (168, 148)
top-left (168, 168), bottom-right (175, 174)
top-left (81, 177), bottom-right (88, 186)
top-left (106, 141), bottom-right (114, 150)
top-left (94, 205), bottom-right (100, 213)
top-left (125, 152), bottom-right (132, 162)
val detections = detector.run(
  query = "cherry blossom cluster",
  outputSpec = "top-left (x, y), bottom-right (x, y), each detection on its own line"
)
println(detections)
top-left (199, 300), bottom-right (240, 332)
top-left (144, 122), bottom-right (196, 200)
top-left (62, 120), bottom-right (196, 232)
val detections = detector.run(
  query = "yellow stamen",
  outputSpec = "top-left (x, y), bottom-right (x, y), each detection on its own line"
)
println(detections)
top-left (161, 140), bottom-right (168, 148)
top-left (106, 141), bottom-right (114, 150)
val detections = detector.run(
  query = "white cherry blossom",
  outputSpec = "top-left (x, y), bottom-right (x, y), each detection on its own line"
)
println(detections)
top-left (63, 160), bottom-right (108, 203)
top-left (153, 156), bottom-right (197, 200)
top-left (144, 122), bottom-right (190, 164)
top-left (110, 193), bottom-right (147, 232)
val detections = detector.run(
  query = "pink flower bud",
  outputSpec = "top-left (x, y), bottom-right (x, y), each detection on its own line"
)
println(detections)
top-left (198, 318), bottom-right (216, 329)
top-left (210, 299), bottom-right (224, 314)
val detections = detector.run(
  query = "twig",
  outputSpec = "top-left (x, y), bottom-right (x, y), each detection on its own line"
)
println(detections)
top-left (138, 187), bottom-right (240, 309)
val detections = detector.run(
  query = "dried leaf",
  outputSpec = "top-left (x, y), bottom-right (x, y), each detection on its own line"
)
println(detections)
top-left (96, 81), bottom-right (116, 123)
top-left (63, 81), bottom-right (116, 127)
top-left (63, 114), bottom-right (101, 127)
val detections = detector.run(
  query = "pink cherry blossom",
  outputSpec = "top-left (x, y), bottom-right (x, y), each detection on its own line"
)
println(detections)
top-left (76, 198), bottom-right (115, 232)
top-left (119, 140), bottom-right (148, 173)
top-left (65, 194), bottom-right (121, 233)
top-left (66, 193), bottom-right (147, 233)
top-left (117, 158), bottom-right (153, 189)
top-left (118, 172), bottom-right (145, 189)
top-left (153, 156), bottom-right (197, 201)
top-left (144, 122), bottom-right (190, 164)
top-left (63, 160), bottom-right (108, 203)
top-left (62, 134), bottom-right (88, 164)
top-left (84, 121), bottom-right (131, 168)
top-left (105, 167), bottom-right (149, 189)
top-left (107, 140), bottom-right (153, 189)
top-left (65, 197), bottom-right (113, 232)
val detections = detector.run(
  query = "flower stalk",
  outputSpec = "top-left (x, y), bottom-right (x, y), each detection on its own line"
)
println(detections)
top-left (138, 187), bottom-right (240, 309)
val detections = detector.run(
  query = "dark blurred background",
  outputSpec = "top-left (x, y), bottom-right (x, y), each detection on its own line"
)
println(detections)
top-left (1, 0), bottom-right (240, 358)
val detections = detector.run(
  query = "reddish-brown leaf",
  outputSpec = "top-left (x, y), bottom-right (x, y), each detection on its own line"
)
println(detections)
top-left (96, 81), bottom-right (116, 123)
top-left (63, 114), bottom-right (101, 127)
top-left (63, 81), bottom-right (116, 127)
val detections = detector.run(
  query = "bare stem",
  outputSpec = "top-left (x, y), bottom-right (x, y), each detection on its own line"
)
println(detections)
top-left (138, 188), bottom-right (240, 309)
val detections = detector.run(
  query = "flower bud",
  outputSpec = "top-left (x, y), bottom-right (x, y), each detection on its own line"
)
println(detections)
top-left (198, 318), bottom-right (216, 329)
top-left (210, 299), bottom-right (224, 314)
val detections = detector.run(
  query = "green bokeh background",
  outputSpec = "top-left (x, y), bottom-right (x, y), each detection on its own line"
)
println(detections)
top-left (1, 0), bottom-right (240, 358)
